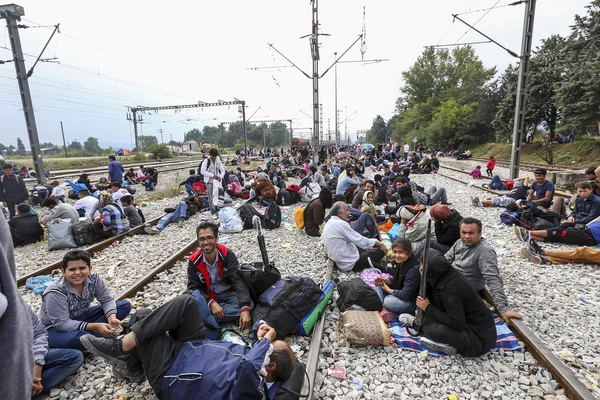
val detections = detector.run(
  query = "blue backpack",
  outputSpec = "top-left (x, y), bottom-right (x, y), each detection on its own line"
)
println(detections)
top-left (500, 211), bottom-right (521, 226)
top-left (296, 280), bottom-right (334, 336)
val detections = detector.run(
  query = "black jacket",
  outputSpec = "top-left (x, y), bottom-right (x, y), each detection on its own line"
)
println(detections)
top-left (423, 250), bottom-right (496, 356)
top-left (388, 254), bottom-right (420, 302)
top-left (434, 209), bottom-right (463, 246)
top-left (0, 174), bottom-right (28, 204)
top-left (8, 213), bottom-right (44, 246)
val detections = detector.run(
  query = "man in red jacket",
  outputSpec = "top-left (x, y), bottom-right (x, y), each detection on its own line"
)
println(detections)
top-left (187, 221), bottom-right (252, 339)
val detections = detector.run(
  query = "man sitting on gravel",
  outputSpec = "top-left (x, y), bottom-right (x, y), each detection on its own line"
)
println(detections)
top-left (74, 188), bottom-right (99, 218)
top-left (445, 217), bottom-right (522, 324)
top-left (145, 195), bottom-right (201, 235)
top-left (471, 177), bottom-right (530, 208)
top-left (39, 249), bottom-right (132, 351)
top-left (187, 221), bottom-right (253, 339)
top-left (40, 198), bottom-right (80, 226)
top-left (322, 201), bottom-right (387, 272)
top-left (526, 168), bottom-right (555, 209)
top-left (9, 203), bottom-right (44, 247)
top-left (79, 295), bottom-right (296, 399)
top-left (351, 179), bottom-right (375, 209)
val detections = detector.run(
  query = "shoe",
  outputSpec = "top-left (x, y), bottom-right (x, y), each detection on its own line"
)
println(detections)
top-left (144, 226), bottom-right (160, 235)
top-left (471, 197), bottom-right (481, 207)
top-left (80, 335), bottom-right (131, 367)
top-left (113, 363), bottom-right (145, 383)
top-left (514, 226), bottom-right (529, 242)
top-left (520, 247), bottom-right (542, 264)
top-left (528, 239), bottom-right (542, 255)
top-left (419, 337), bottom-right (457, 355)
top-left (398, 313), bottom-right (415, 327)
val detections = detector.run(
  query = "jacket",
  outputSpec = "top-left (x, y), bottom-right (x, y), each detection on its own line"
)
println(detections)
top-left (9, 213), bottom-right (44, 246)
top-left (254, 178), bottom-right (277, 200)
top-left (200, 157), bottom-right (225, 184)
top-left (0, 174), bottom-right (28, 203)
top-left (424, 250), bottom-right (496, 357)
top-left (161, 334), bottom-right (273, 400)
top-left (398, 205), bottom-right (430, 247)
top-left (305, 187), bottom-right (332, 237)
top-left (573, 195), bottom-right (600, 224)
top-left (388, 254), bottom-right (420, 302)
top-left (434, 209), bottom-right (463, 246)
top-left (186, 244), bottom-right (251, 310)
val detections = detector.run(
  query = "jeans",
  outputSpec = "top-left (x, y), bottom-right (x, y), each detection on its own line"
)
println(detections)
top-left (184, 183), bottom-right (194, 196)
top-left (157, 201), bottom-right (187, 230)
top-left (351, 213), bottom-right (378, 238)
top-left (191, 290), bottom-right (242, 340)
top-left (47, 300), bottom-right (132, 351)
top-left (206, 181), bottom-right (216, 215)
top-left (404, 152), bottom-right (408, 161)
top-left (40, 348), bottom-right (84, 394)
top-left (375, 286), bottom-right (416, 315)
top-left (425, 186), bottom-right (447, 204)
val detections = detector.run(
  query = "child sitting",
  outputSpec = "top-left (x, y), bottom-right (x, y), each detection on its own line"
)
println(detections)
top-left (470, 166), bottom-right (483, 179)
top-left (120, 195), bottom-right (144, 228)
top-left (50, 181), bottom-right (66, 202)
top-left (39, 249), bottom-right (131, 351)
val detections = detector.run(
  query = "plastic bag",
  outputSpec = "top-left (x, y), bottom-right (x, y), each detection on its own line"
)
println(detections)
top-left (218, 207), bottom-right (244, 233)
top-left (388, 223), bottom-right (402, 241)
top-left (47, 218), bottom-right (77, 251)
top-left (213, 180), bottom-right (225, 208)
top-left (377, 219), bottom-right (393, 233)
top-left (26, 276), bottom-right (54, 295)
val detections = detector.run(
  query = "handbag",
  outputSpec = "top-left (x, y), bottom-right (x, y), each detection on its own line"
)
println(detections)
top-left (337, 310), bottom-right (391, 347)
top-left (238, 262), bottom-right (281, 304)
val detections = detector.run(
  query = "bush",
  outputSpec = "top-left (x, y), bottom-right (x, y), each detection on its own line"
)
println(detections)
top-left (133, 153), bottom-right (148, 162)
top-left (147, 144), bottom-right (172, 159)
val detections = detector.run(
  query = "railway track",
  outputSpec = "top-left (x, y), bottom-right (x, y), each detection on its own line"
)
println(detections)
top-left (469, 157), bottom-right (578, 172)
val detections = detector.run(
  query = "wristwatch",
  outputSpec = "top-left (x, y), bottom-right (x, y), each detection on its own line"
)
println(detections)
top-left (35, 359), bottom-right (45, 366)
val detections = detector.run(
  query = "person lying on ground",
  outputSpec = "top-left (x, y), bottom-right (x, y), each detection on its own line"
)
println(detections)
top-left (374, 238), bottom-right (420, 315)
top-left (120, 195), bottom-right (143, 229)
top-left (39, 249), bottom-right (131, 351)
top-left (28, 301), bottom-right (84, 396)
top-left (514, 214), bottom-right (600, 247)
top-left (95, 192), bottom-right (129, 236)
top-left (40, 198), bottom-right (80, 227)
top-left (351, 179), bottom-right (375, 209)
top-left (521, 240), bottom-right (600, 265)
top-left (144, 195), bottom-right (200, 234)
top-left (79, 294), bottom-right (296, 400)
top-left (414, 204), bottom-right (462, 258)
top-left (179, 169), bottom-right (198, 196)
top-left (445, 217), bottom-right (522, 324)
top-left (74, 188), bottom-right (99, 218)
top-left (9, 203), bottom-right (44, 247)
top-left (414, 249), bottom-right (497, 356)
top-left (322, 201), bottom-right (387, 272)
top-left (304, 187), bottom-right (333, 237)
top-left (472, 177), bottom-right (530, 208)
top-left (187, 221), bottom-right (252, 338)
top-left (526, 168), bottom-right (555, 209)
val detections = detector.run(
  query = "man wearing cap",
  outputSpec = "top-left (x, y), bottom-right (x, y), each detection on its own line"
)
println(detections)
top-left (527, 168), bottom-right (555, 209)
top-left (251, 173), bottom-right (277, 203)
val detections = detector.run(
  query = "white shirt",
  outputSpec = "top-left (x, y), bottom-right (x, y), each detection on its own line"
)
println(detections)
top-left (111, 188), bottom-right (130, 205)
top-left (136, 168), bottom-right (145, 178)
top-left (200, 156), bottom-right (225, 183)
top-left (322, 216), bottom-right (376, 272)
top-left (404, 144), bottom-right (409, 152)
top-left (51, 184), bottom-right (66, 197)
top-left (74, 195), bottom-right (99, 218)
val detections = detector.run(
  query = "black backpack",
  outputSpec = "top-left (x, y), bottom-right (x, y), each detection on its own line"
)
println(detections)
top-left (264, 202), bottom-right (281, 229)
top-left (251, 276), bottom-right (323, 340)
top-left (239, 203), bottom-right (264, 229)
top-left (276, 190), bottom-right (292, 207)
top-left (521, 208), bottom-right (560, 230)
top-left (336, 278), bottom-right (383, 312)
top-left (238, 262), bottom-right (282, 304)
top-left (71, 221), bottom-right (95, 246)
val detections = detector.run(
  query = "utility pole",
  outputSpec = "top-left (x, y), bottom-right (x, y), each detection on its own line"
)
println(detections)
top-left (60, 121), bottom-right (68, 157)
top-left (311, 0), bottom-right (320, 156)
top-left (1, 4), bottom-right (45, 184)
top-left (158, 129), bottom-right (164, 144)
top-left (509, 0), bottom-right (537, 179)
top-left (241, 102), bottom-right (247, 155)
top-left (289, 120), bottom-right (293, 150)
top-left (334, 51), bottom-right (339, 147)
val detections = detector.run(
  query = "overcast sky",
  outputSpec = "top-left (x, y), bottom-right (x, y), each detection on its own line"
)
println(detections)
top-left (0, 0), bottom-right (591, 149)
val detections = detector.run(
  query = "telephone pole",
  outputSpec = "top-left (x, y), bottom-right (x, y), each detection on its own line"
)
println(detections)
top-left (509, 0), bottom-right (537, 179)
top-left (334, 51), bottom-right (339, 147)
top-left (60, 121), bottom-right (68, 157)
top-left (158, 129), bottom-right (164, 144)
top-left (311, 0), bottom-right (320, 158)
top-left (1, 4), bottom-right (46, 184)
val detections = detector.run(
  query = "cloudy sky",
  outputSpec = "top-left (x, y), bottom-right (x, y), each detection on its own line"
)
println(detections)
top-left (0, 0), bottom-right (591, 149)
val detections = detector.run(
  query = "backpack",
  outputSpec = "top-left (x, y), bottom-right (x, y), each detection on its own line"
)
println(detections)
top-left (296, 280), bottom-right (334, 336)
top-left (276, 190), bottom-right (292, 207)
top-left (336, 278), bottom-right (382, 312)
top-left (264, 202), bottom-right (281, 229)
top-left (241, 190), bottom-right (250, 199)
top-left (294, 206), bottom-right (306, 229)
top-left (238, 203), bottom-right (264, 229)
top-left (71, 220), bottom-right (95, 246)
top-left (521, 208), bottom-right (561, 230)
top-left (285, 184), bottom-right (301, 194)
top-left (251, 276), bottom-right (323, 340)
top-left (327, 178), bottom-right (338, 191)
top-left (125, 185), bottom-right (136, 195)
top-left (500, 211), bottom-right (522, 226)
top-left (238, 262), bottom-right (282, 304)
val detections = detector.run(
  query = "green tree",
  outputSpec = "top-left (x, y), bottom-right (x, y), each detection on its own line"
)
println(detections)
top-left (16, 137), bottom-right (26, 155)
top-left (40, 141), bottom-right (58, 148)
top-left (137, 135), bottom-right (158, 152)
top-left (368, 115), bottom-right (388, 143)
top-left (0, 143), bottom-right (6, 154)
top-left (69, 140), bottom-right (83, 151)
top-left (429, 98), bottom-right (478, 149)
top-left (266, 122), bottom-right (289, 147)
top-left (167, 140), bottom-right (182, 146)
top-left (7, 145), bottom-right (15, 155)
top-left (184, 128), bottom-right (202, 142)
top-left (147, 144), bottom-right (173, 159)
top-left (83, 137), bottom-right (102, 154)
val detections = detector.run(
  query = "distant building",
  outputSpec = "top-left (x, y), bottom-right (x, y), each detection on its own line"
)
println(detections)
top-left (183, 140), bottom-right (200, 152)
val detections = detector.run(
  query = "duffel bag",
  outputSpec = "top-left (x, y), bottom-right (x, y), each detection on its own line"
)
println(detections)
top-left (337, 310), bottom-right (391, 346)
top-left (238, 262), bottom-right (282, 304)
top-left (252, 276), bottom-right (323, 340)
top-left (48, 218), bottom-right (78, 251)
top-left (336, 278), bottom-right (382, 312)
top-left (296, 280), bottom-right (334, 336)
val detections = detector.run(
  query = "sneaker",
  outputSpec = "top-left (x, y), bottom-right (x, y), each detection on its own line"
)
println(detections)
top-left (144, 226), bottom-right (160, 235)
top-left (520, 247), bottom-right (542, 264)
top-left (113, 363), bottom-right (145, 383)
top-left (398, 313), bottom-right (415, 327)
top-left (80, 335), bottom-right (131, 367)
top-left (419, 337), bottom-right (457, 355)
top-left (471, 197), bottom-right (481, 208)
top-left (528, 239), bottom-right (542, 255)
top-left (513, 226), bottom-right (529, 242)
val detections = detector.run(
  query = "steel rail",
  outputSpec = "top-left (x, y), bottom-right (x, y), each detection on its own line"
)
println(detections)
top-left (17, 214), bottom-right (165, 286)
top-left (468, 157), bottom-right (575, 172)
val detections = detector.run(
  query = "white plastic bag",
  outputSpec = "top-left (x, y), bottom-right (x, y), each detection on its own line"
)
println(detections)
top-left (218, 207), bottom-right (243, 233)
top-left (212, 180), bottom-right (225, 208)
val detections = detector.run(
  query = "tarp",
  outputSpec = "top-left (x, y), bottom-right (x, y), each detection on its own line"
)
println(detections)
top-left (116, 148), bottom-right (131, 156)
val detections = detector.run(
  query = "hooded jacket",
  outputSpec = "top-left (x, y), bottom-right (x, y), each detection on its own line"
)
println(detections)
top-left (305, 187), bottom-right (332, 237)
top-left (398, 185), bottom-right (417, 206)
top-left (8, 213), bottom-right (44, 246)
top-left (423, 249), bottom-right (496, 357)
top-left (388, 254), bottom-right (420, 302)
top-left (397, 205), bottom-right (429, 246)
top-left (434, 209), bottom-right (463, 246)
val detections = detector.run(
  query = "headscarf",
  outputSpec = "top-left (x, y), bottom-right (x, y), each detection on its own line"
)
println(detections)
top-left (99, 191), bottom-right (113, 207)
top-left (362, 190), bottom-right (376, 213)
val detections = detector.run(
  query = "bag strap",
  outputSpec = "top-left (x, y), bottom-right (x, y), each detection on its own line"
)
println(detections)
top-left (277, 362), bottom-right (310, 398)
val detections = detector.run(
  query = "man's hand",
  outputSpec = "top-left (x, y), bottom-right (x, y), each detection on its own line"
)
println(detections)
top-left (257, 323), bottom-right (271, 340)
top-left (263, 326), bottom-right (277, 342)
top-left (96, 323), bottom-right (116, 337)
top-left (416, 296), bottom-right (430, 311)
top-left (239, 310), bottom-right (251, 331)
top-left (32, 364), bottom-right (43, 396)
top-left (108, 315), bottom-right (122, 331)
top-left (210, 301), bottom-right (224, 321)
top-left (500, 309), bottom-right (522, 325)
top-left (375, 241), bottom-right (387, 253)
